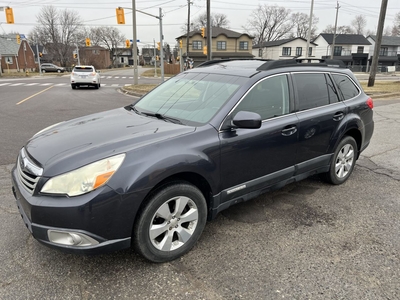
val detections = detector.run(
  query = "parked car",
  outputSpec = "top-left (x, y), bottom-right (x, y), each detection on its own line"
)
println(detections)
top-left (70, 65), bottom-right (101, 89)
top-left (40, 63), bottom-right (65, 73)
top-left (12, 59), bottom-right (374, 262)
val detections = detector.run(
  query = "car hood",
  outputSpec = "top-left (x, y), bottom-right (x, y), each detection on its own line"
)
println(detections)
top-left (25, 107), bottom-right (195, 176)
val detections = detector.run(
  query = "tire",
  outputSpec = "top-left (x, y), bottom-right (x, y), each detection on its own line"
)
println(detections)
top-left (71, 84), bottom-right (76, 89)
top-left (94, 84), bottom-right (99, 89)
top-left (42, 69), bottom-right (46, 73)
top-left (321, 136), bottom-right (358, 185)
top-left (133, 182), bottom-right (207, 263)
top-left (57, 69), bottom-right (61, 73)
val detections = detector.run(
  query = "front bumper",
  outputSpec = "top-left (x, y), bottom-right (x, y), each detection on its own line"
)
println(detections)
top-left (11, 166), bottom-right (133, 254)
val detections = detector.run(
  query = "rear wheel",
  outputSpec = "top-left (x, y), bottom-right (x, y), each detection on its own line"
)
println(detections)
top-left (321, 136), bottom-right (357, 185)
top-left (71, 84), bottom-right (76, 89)
top-left (94, 83), bottom-right (99, 89)
top-left (133, 182), bottom-right (207, 262)
top-left (57, 69), bottom-right (61, 73)
top-left (42, 69), bottom-right (46, 73)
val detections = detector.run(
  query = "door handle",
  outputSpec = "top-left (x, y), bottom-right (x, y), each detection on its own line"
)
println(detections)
top-left (333, 112), bottom-right (344, 121)
top-left (281, 125), bottom-right (297, 136)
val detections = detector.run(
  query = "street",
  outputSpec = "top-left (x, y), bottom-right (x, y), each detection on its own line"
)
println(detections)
top-left (0, 72), bottom-right (399, 299)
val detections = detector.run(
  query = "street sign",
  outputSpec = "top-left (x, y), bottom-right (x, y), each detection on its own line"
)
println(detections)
top-left (20, 34), bottom-right (26, 39)
top-left (129, 40), bottom-right (140, 42)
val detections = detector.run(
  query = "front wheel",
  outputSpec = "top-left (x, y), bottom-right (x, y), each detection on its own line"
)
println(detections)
top-left (133, 182), bottom-right (207, 263)
top-left (322, 136), bottom-right (358, 185)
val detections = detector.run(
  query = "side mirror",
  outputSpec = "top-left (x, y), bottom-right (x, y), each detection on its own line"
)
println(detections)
top-left (231, 111), bottom-right (262, 129)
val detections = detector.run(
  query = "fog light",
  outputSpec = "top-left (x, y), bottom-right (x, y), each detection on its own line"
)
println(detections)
top-left (48, 230), bottom-right (99, 246)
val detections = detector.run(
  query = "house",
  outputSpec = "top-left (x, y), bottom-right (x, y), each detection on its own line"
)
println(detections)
top-left (176, 27), bottom-right (254, 67)
top-left (252, 37), bottom-right (318, 60)
top-left (0, 34), bottom-right (36, 73)
top-left (366, 35), bottom-right (400, 71)
top-left (313, 34), bottom-right (371, 71)
top-left (78, 46), bottom-right (111, 69)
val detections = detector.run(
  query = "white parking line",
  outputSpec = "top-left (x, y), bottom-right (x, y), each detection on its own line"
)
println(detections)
top-left (122, 77), bottom-right (126, 79)
top-left (115, 76), bottom-right (120, 79)
top-left (111, 84), bottom-right (119, 87)
top-left (54, 83), bottom-right (67, 86)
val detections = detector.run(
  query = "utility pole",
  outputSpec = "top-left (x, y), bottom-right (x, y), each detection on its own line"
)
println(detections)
top-left (206, 0), bottom-right (211, 61)
top-left (331, 1), bottom-right (340, 59)
top-left (186, 0), bottom-right (191, 69)
top-left (305, 0), bottom-right (314, 59)
top-left (132, 0), bottom-right (138, 85)
top-left (153, 39), bottom-right (157, 77)
top-left (36, 42), bottom-right (42, 76)
top-left (368, 0), bottom-right (388, 87)
top-left (75, 39), bottom-right (81, 65)
top-left (159, 7), bottom-right (164, 82)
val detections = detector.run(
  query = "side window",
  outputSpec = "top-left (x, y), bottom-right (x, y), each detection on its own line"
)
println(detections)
top-left (294, 73), bottom-right (330, 111)
top-left (234, 74), bottom-right (290, 120)
top-left (325, 74), bottom-right (340, 103)
top-left (332, 74), bottom-right (360, 100)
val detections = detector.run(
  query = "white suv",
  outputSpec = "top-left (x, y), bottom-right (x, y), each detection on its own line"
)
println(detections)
top-left (70, 65), bottom-right (101, 89)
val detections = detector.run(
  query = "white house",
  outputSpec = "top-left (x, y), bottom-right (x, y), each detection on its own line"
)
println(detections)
top-left (313, 34), bottom-right (371, 71)
top-left (252, 37), bottom-right (318, 60)
top-left (366, 35), bottom-right (400, 70)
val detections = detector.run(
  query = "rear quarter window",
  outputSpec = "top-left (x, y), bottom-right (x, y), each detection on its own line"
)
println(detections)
top-left (332, 74), bottom-right (360, 100)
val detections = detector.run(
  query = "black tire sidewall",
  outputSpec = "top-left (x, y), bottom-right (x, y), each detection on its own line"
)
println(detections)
top-left (329, 136), bottom-right (358, 185)
top-left (133, 182), bottom-right (207, 263)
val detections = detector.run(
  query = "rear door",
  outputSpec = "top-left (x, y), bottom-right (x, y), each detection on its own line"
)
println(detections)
top-left (292, 72), bottom-right (347, 174)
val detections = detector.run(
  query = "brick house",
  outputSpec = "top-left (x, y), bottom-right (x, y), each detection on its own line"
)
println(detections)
top-left (0, 35), bottom-right (36, 73)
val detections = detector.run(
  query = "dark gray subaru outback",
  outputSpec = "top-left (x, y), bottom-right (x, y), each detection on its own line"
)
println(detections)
top-left (12, 59), bottom-right (374, 262)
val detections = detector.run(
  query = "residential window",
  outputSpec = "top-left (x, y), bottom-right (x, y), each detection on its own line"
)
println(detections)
top-left (5, 56), bottom-right (13, 64)
top-left (296, 47), bottom-right (302, 56)
top-left (379, 47), bottom-right (388, 56)
top-left (357, 46), bottom-right (364, 53)
top-left (239, 41), bottom-right (248, 50)
top-left (92, 49), bottom-right (100, 55)
top-left (282, 47), bottom-right (291, 56)
top-left (333, 46), bottom-right (342, 56)
top-left (308, 47), bottom-right (312, 56)
top-left (192, 40), bottom-right (202, 50)
top-left (258, 49), bottom-right (262, 57)
top-left (217, 41), bottom-right (226, 50)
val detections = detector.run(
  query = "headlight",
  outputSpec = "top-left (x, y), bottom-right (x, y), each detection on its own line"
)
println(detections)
top-left (41, 154), bottom-right (125, 197)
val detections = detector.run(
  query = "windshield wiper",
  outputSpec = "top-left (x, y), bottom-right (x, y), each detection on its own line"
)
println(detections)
top-left (142, 112), bottom-right (183, 124)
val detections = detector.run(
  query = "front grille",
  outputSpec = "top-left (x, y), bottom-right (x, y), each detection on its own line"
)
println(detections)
top-left (17, 149), bottom-right (42, 194)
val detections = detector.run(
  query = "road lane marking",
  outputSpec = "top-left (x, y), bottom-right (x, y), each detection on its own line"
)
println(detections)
top-left (25, 83), bottom-right (39, 86)
top-left (122, 77), bottom-right (126, 79)
top-left (40, 83), bottom-right (53, 86)
top-left (9, 83), bottom-right (24, 86)
top-left (16, 86), bottom-right (54, 105)
top-left (0, 83), bottom-right (11, 86)
top-left (111, 84), bottom-right (119, 87)
top-left (54, 83), bottom-right (67, 86)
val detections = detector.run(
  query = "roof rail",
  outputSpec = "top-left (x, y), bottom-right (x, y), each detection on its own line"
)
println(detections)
top-left (257, 58), bottom-right (346, 70)
top-left (196, 58), bottom-right (272, 68)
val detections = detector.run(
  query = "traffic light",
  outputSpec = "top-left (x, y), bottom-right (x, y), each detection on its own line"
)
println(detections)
top-left (125, 39), bottom-right (130, 48)
top-left (85, 38), bottom-right (91, 47)
top-left (5, 7), bottom-right (14, 24)
top-left (157, 42), bottom-right (161, 51)
top-left (39, 52), bottom-right (43, 57)
top-left (203, 45), bottom-right (207, 55)
top-left (201, 27), bottom-right (205, 38)
top-left (179, 40), bottom-right (182, 49)
top-left (156, 55), bottom-right (159, 61)
top-left (73, 53), bottom-right (78, 59)
top-left (16, 34), bottom-right (21, 44)
top-left (116, 7), bottom-right (125, 24)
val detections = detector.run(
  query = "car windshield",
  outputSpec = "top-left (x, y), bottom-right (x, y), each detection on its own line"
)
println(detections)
top-left (134, 72), bottom-right (247, 126)
top-left (74, 67), bottom-right (94, 72)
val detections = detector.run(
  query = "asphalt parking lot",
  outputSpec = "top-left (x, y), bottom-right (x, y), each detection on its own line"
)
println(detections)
top-left (1, 99), bottom-right (400, 299)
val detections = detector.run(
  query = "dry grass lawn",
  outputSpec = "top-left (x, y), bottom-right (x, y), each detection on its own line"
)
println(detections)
top-left (360, 81), bottom-right (400, 95)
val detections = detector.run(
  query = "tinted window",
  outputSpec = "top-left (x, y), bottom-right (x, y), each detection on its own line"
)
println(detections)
top-left (74, 67), bottom-right (94, 72)
top-left (325, 74), bottom-right (340, 103)
top-left (332, 74), bottom-right (359, 100)
top-left (234, 74), bottom-right (290, 120)
top-left (294, 73), bottom-right (330, 111)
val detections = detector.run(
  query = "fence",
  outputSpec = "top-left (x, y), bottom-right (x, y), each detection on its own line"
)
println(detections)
top-left (348, 65), bottom-right (400, 73)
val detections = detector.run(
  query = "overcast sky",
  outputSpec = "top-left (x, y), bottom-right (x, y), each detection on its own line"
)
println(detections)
top-left (1, 0), bottom-right (399, 47)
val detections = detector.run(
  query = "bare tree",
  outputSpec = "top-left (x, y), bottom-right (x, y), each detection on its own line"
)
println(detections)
top-left (245, 4), bottom-right (293, 47)
top-left (30, 6), bottom-right (83, 66)
top-left (392, 12), bottom-right (400, 36)
top-left (322, 25), bottom-right (354, 34)
top-left (180, 12), bottom-right (230, 33)
top-left (290, 12), bottom-right (319, 39)
top-left (351, 15), bottom-right (367, 35)
top-left (88, 27), bottom-right (126, 66)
